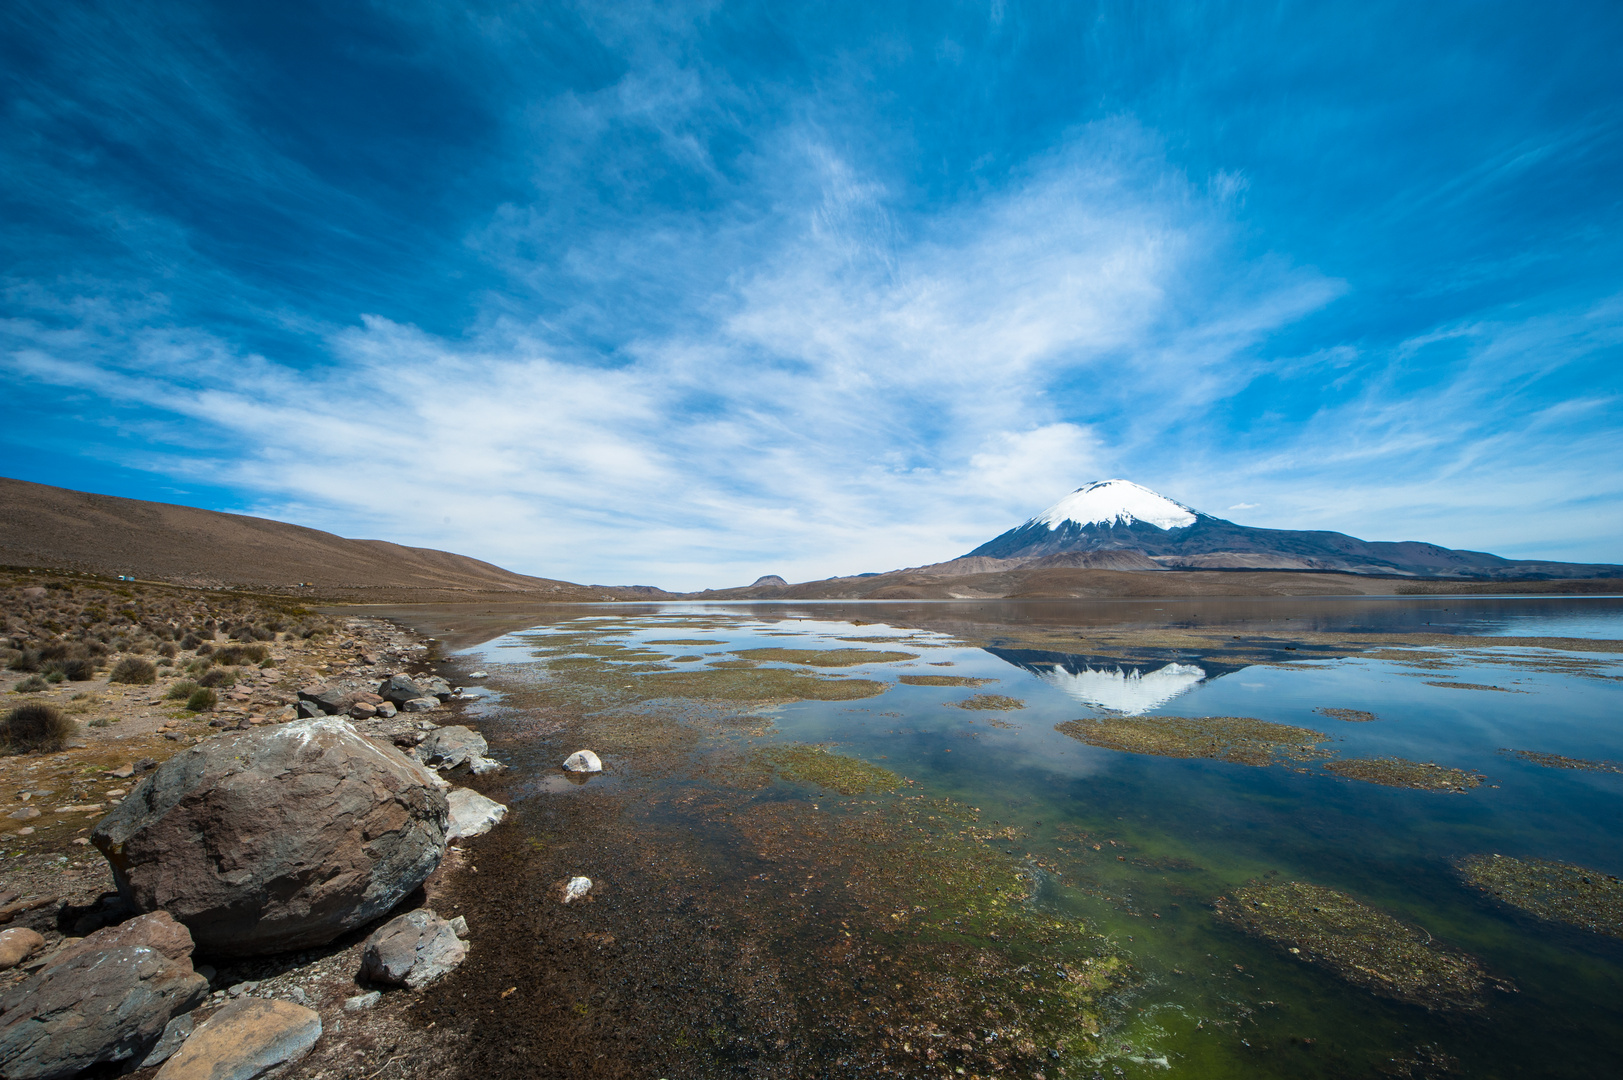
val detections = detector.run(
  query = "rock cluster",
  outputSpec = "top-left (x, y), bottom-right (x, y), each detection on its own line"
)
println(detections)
top-left (0, 912), bottom-right (208, 1079)
top-left (0, 650), bottom-right (512, 1079)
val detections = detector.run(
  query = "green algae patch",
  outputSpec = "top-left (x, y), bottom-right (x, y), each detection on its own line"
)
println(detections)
top-left (762, 744), bottom-right (901, 795)
top-left (734, 647), bottom-right (919, 667)
top-left (1056, 715), bottom-right (1332, 767)
top-left (1214, 881), bottom-right (1499, 1010)
top-left (948, 694), bottom-right (1026, 711)
top-left (1499, 748), bottom-right (1623, 774)
top-left (898, 674), bottom-right (994, 687)
top-left (636, 667), bottom-right (889, 702)
top-left (1317, 707), bottom-right (1379, 722)
top-left (704, 659), bottom-right (759, 669)
top-left (1323, 757), bottom-right (1485, 792)
top-left (1425, 680), bottom-right (1525, 693)
top-left (1458, 854), bottom-right (1623, 938)
top-left (732, 796), bottom-right (1131, 1071)
top-left (645, 639), bottom-right (716, 645)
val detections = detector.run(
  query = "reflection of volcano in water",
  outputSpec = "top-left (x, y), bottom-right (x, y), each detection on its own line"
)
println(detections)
top-left (984, 647), bottom-right (1208, 714)
top-left (1036, 662), bottom-right (1207, 714)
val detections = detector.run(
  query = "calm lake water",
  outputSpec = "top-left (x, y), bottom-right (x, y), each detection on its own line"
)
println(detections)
top-left (424, 595), bottom-right (1623, 1079)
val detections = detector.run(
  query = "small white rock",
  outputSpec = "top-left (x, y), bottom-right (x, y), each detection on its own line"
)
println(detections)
top-left (344, 991), bottom-right (381, 1011)
top-left (449, 915), bottom-right (469, 938)
top-left (562, 750), bottom-right (602, 773)
top-left (562, 876), bottom-right (592, 904)
top-left (467, 671), bottom-right (488, 678)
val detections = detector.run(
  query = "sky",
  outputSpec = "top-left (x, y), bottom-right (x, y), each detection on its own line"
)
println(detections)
top-left (3, 1), bottom-right (1621, 590)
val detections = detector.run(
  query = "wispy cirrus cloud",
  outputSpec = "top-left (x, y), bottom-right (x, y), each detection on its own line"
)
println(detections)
top-left (3, 0), bottom-right (1621, 586)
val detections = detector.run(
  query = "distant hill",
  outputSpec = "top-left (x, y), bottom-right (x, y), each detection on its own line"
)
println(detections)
top-left (965, 479), bottom-right (1623, 580)
top-left (0, 476), bottom-right (672, 602)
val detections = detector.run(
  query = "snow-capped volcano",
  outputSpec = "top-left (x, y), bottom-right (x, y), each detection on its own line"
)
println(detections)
top-left (1032, 479), bottom-right (1200, 531)
top-left (959, 479), bottom-right (1622, 578)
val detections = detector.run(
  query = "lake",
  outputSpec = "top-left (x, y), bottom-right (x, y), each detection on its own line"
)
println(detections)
top-left (394, 595), bottom-right (1623, 1079)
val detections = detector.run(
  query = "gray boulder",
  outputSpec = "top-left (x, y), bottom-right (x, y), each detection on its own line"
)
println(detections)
top-left (92, 718), bottom-right (449, 957)
top-left (418, 725), bottom-right (487, 769)
top-left (138, 1012), bottom-right (194, 1070)
top-left (296, 686), bottom-right (349, 715)
top-left (154, 997), bottom-right (320, 1080)
top-left (446, 788), bottom-right (507, 840)
top-left (400, 696), bottom-right (440, 713)
top-left (378, 674), bottom-right (426, 705)
top-left (416, 675), bottom-right (454, 700)
top-left (0, 913), bottom-right (207, 1079)
top-left (359, 909), bottom-right (466, 989)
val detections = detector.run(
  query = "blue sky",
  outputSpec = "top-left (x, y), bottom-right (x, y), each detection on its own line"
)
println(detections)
top-left (3, 1), bottom-right (1620, 589)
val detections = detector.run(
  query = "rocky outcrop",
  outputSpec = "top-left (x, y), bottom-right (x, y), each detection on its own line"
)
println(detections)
top-left (359, 908), bottom-right (467, 989)
top-left (91, 718), bottom-right (449, 957)
top-left (154, 997), bottom-right (321, 1080)
top-left (0, 913), bottom-right (208, 1079)
top-left (446, 788), bottom-right (507, 840)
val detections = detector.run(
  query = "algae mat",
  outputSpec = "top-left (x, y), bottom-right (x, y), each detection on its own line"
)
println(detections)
top-left (1055, 714), bottom-right (1331, 766)
top-left (1213, 880), bottom-right (1501, 1010)
top-left (1458, 854), bottom-right (1623, 938)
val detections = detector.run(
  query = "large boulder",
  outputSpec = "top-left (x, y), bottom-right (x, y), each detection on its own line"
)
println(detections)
top-left (91, 718), bottom-right (449, 957)
top-left (0, 913), bottom-right (208, 1079)
top-left (155, 997), bottom-right (321, 1080)
top-left (359, 908), bottom-right (466, 989)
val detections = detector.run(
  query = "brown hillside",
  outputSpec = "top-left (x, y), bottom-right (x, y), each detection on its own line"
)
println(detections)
top-left (0, 476), bottom-right (670, 602)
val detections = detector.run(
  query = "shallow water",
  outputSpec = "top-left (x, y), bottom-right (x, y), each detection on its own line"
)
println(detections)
top-left (421, 596), bottom-right (1623, 1078)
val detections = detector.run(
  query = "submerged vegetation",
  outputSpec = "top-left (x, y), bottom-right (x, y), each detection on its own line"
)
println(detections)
top-left (946, 693), bottom-right (1026, 711)
top-left (1213, 880), bottom-right (1499, 1010)
top-left (761, 744), bottom-right (901, 795)
top-left (637, 667), bottom-right (890, 702)
top-left (1500, 748), bottom-right (1623, 774)
top-left (1323, 757), bottom-right (1485, 792)
top-left (1458, 854), bottom-right (1623, 938)
top-left (1056, 714), bottom-right (1331, 766)
top-left (897, 674), bottom-right (994, 687)
top-left (733, 647), bottom-right (919, 667)
top-left (1316, 707), bottom-right (1379, 722)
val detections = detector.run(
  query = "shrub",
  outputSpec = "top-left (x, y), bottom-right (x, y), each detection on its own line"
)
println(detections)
top-left (165, 680), bottom-right (200, 701)
top-left (213, 644), bottom-right (268, 666)
top-left (7, 649), bottom-right (40, 673)
top-left (15, 675), bottom-right (48, 693)
top-left (196, 643), bottom-right (213, 657)
top-left (197, 667), bottom-right (235, 689)
top-left (0, 702), bottom-right (75, 754)
top-left (185, 687), bottom-right (217, 712)
top-left (109, 657), bottom-right (158, 685)
top-left (45, 670), bottom-right (64, 684)
top-left (179, 633), bottom-right (203, 650)
top-left (88, 716), bottom-right (114, 728)
top-left (61, 657), bottom-right (96, 681)
top-left (157, 642), bottom-right (178, 659)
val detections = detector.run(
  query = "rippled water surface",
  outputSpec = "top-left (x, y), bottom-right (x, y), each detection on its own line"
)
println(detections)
top-left (409, 596), bottom-right (1623, 1079)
